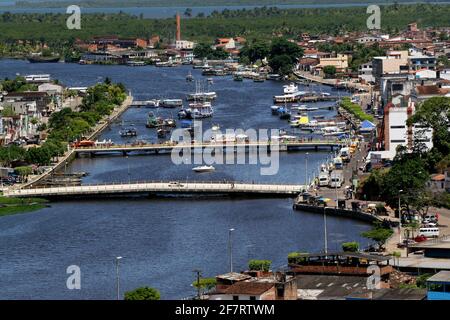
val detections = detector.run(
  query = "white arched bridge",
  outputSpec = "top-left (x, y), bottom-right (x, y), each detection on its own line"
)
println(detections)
top-left (4, 181), bottom-right (306, 198)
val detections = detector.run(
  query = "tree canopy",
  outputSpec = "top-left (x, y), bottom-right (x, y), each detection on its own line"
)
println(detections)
top-left (124, 287), bottom-right (161, 300)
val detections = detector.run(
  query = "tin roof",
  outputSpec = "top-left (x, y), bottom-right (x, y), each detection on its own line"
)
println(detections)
top-left (223, 281), bottom-right (274, 295)
top-left (427, 271), bottom-right (450, 283)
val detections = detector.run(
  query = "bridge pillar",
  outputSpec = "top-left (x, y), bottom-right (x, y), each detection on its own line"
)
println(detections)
top-left (90, 152), bottom-right (95, 158)
top-left (122, 151), bottom-right (128, 157)
top-left (315, 145), bottom-right (318, 152)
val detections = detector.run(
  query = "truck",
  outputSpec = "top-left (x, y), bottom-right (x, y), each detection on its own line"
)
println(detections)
top-left (329, 170), bottom-right (344, 188)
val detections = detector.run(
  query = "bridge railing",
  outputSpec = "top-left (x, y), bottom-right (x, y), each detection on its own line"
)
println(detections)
top-left (74, 139), bottom-right (344, 150)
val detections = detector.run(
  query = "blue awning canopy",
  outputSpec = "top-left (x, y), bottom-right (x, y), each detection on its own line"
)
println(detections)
top-left (360, 120), bottom-right (376, 130)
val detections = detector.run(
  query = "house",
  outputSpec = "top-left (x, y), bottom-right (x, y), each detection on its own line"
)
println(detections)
top-left (408, 51), bottom-right (436, 71)
top-left (427, 174), bottom-right (446, 192)
top-left (175, 40), bottom-right (195, 50)
top-left (358, 62), bottom-right (375, 83)
top-left (208, 272), bottom-right (297, 300)
top-left (316, 54), bottom-right (349, 74)
top-left (372, 50), bottom-right (409, 83)
top-left (356, 36), bottom-right (382, 44)
top-left (215, 38), bottom-right (236, 50)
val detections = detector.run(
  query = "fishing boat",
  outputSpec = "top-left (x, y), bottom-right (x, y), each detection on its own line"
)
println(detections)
top-left (186, 79), bottom-right (217, 101)
top-left (186, 92), bottom-right (217, 101)
top-left (27, 55), bottom-right (60, 63)
top-left (192, 165), bottom-right (215, 173)
top-left (160, 99), bottom-right (183, 108)
top-left (283, 83), bottom-right (299, 94)
top-left (163, 118), bottom-right (177, 128)
top-left (233, 74), bottom-right (243, 81)
top-left (119, 128), bottom-right (137, 137)
top-left (253, 75), bottom-right (265, 82)
top-left (157, 127), bottom-right (170, 138)
top-left (187, 102), bottom-right (214, 119)
top-left (146, 112), bottom-right (164, 128)
top-left (212, 124), bottom-right (221, 131)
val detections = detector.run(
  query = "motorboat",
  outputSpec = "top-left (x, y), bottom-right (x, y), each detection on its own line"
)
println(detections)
top-left (283, 83), bottom-right (298, 94)
top-left (160, 99), bottom-right (183, 108)
top-left (233, 74), bottom-right (243, 81)
top-left (146, 112), bottom-right (164, 128)
top-left (192, 165), bottom-right (215, 173)
top-left (186, 92), bottom-right (217, 101)
top-left (119, 128), bottom-right (137, 137)
top-left (144, 99), bottom-right (160, 108)
top-left (186, 72), bottom-right (194, 82)
top-left (157, 127), bottom-right (170, 138)
top-left (212, 124), bottom-right (221, 131)
top-left (271, 105), bottom-right (279, 115)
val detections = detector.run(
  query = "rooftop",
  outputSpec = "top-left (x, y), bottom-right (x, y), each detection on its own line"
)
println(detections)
top-left (427, 271), bottom-right (450, 283)
top-left (216, 272), bottom-right (252, 282)
top-left (409, 236), bottom-right (450, 250)
top-left (223, 281), bottom-right (274, 295)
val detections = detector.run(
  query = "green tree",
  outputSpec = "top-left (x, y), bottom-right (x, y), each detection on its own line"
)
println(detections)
top-left (323, 65), bottom-right (337, 78)
top-left (192, 277), bottom-right (216, 296)
top-left (248, 259), bottom-right (272, 271)
top-left (124, 287), bottom-right (160, 300)
top-left (361, 222), bottom-right (394, 250)
top-left (380, 157), bottom-right (429, 214)
top-left (342, 242), bottom-right (359, 252)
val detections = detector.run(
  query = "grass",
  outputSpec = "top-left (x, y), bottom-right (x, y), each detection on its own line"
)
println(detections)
top-left (0, 196), bottom-right (48, 217)
top-left (340, 97), bottom-right (375, 122)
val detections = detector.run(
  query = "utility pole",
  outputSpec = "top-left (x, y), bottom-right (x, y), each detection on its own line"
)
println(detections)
top-left (115, 256), bottom-right (123, 300)
top-left (193, 269), bottom-right (202, 300)
top-left (228, 228), bottom-right (235, 273)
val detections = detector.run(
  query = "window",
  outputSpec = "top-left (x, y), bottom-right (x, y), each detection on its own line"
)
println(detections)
top-left (391, 139), bottom-right (406, 143)
top-left (390, 125), bottom-right (405, 129)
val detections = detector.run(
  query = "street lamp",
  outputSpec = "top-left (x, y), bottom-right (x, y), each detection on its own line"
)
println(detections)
top-left (115, 256), bottom-right (123, 300)
top-left (398, 190), bottom-right (403, 243)
top-left (305, 152), bottom-right (309, 189)
top-left (228, 228), bottom-right (235, 273)
top-left (193, 269), bottom-right (202, 300)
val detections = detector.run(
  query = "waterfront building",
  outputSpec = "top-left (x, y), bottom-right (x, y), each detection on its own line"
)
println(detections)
top-left (208, 272), bottom-right (297, 301)
top-left (358, 62), bottom-right (375, 84)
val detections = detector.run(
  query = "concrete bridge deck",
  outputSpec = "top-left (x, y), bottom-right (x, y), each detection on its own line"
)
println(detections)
top-left (75, 140), bottom-right (343, 155)
top-left (4, 181), bottom-right (306, 198)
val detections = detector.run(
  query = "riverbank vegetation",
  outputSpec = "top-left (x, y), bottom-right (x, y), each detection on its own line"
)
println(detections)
top-left (124, 287), bottom-right (160, 300)
top-left (0, 196), bottom-right (48, 217)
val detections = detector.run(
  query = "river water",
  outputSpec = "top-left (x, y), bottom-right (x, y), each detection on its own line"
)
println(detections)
top-left (0, 59), bottom-right (371, 299)
top-left (1, 2), bottom-right (446, 18)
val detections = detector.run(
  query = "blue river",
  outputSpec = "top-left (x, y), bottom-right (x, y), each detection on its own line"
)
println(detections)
top-left (0, 59), bottom-right (371, 299)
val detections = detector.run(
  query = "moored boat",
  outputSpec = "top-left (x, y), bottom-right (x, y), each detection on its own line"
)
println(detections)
top-left (192, 165), bottom-right (215, 173)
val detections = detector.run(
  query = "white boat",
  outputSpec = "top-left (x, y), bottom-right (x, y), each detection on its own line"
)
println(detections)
top-left (283, 83), bottom-right (299, 94)
top-left (212, 124), bottom-right (221, 131)
top-left (160, 99), bottom-right (183, 108)
top-left (192, 165), bottom-right (215, 173)
top-left (186, 91), bottom-right (217, 101)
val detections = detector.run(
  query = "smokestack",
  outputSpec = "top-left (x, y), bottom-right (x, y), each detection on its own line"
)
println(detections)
top-left (176, 13), bottom-right (181, 41)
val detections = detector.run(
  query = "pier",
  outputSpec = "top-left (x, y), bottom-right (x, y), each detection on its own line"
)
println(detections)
top-left (74, 140), bottom-right (343, 156)
top-left (4, 181), bottom-right (306, 198)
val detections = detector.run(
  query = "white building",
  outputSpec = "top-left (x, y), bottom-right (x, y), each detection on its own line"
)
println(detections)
top-left (382, 96), bottom-right (433, 154)
top-left (358, 62), bottom-right (375, 83)
top-left (175, 40), bottom-right (195, 50)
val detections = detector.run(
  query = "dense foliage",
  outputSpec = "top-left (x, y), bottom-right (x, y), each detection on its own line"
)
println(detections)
top-left (1, 4), bottom-right (450, 48)
top-left (341, 242), bottom-right (359, 252)
top-left (248, 259), bottom-right (272, 271)
top-left (124, 287), bottom-right (160, 300)
top-left (340, 97), bottom-right (374, 122)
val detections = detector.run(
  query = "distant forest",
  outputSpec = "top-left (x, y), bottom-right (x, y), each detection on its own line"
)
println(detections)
top-left (1, 3), bottom-right (449, 43)
top-left (12, 0), bottom-right (450, 8)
